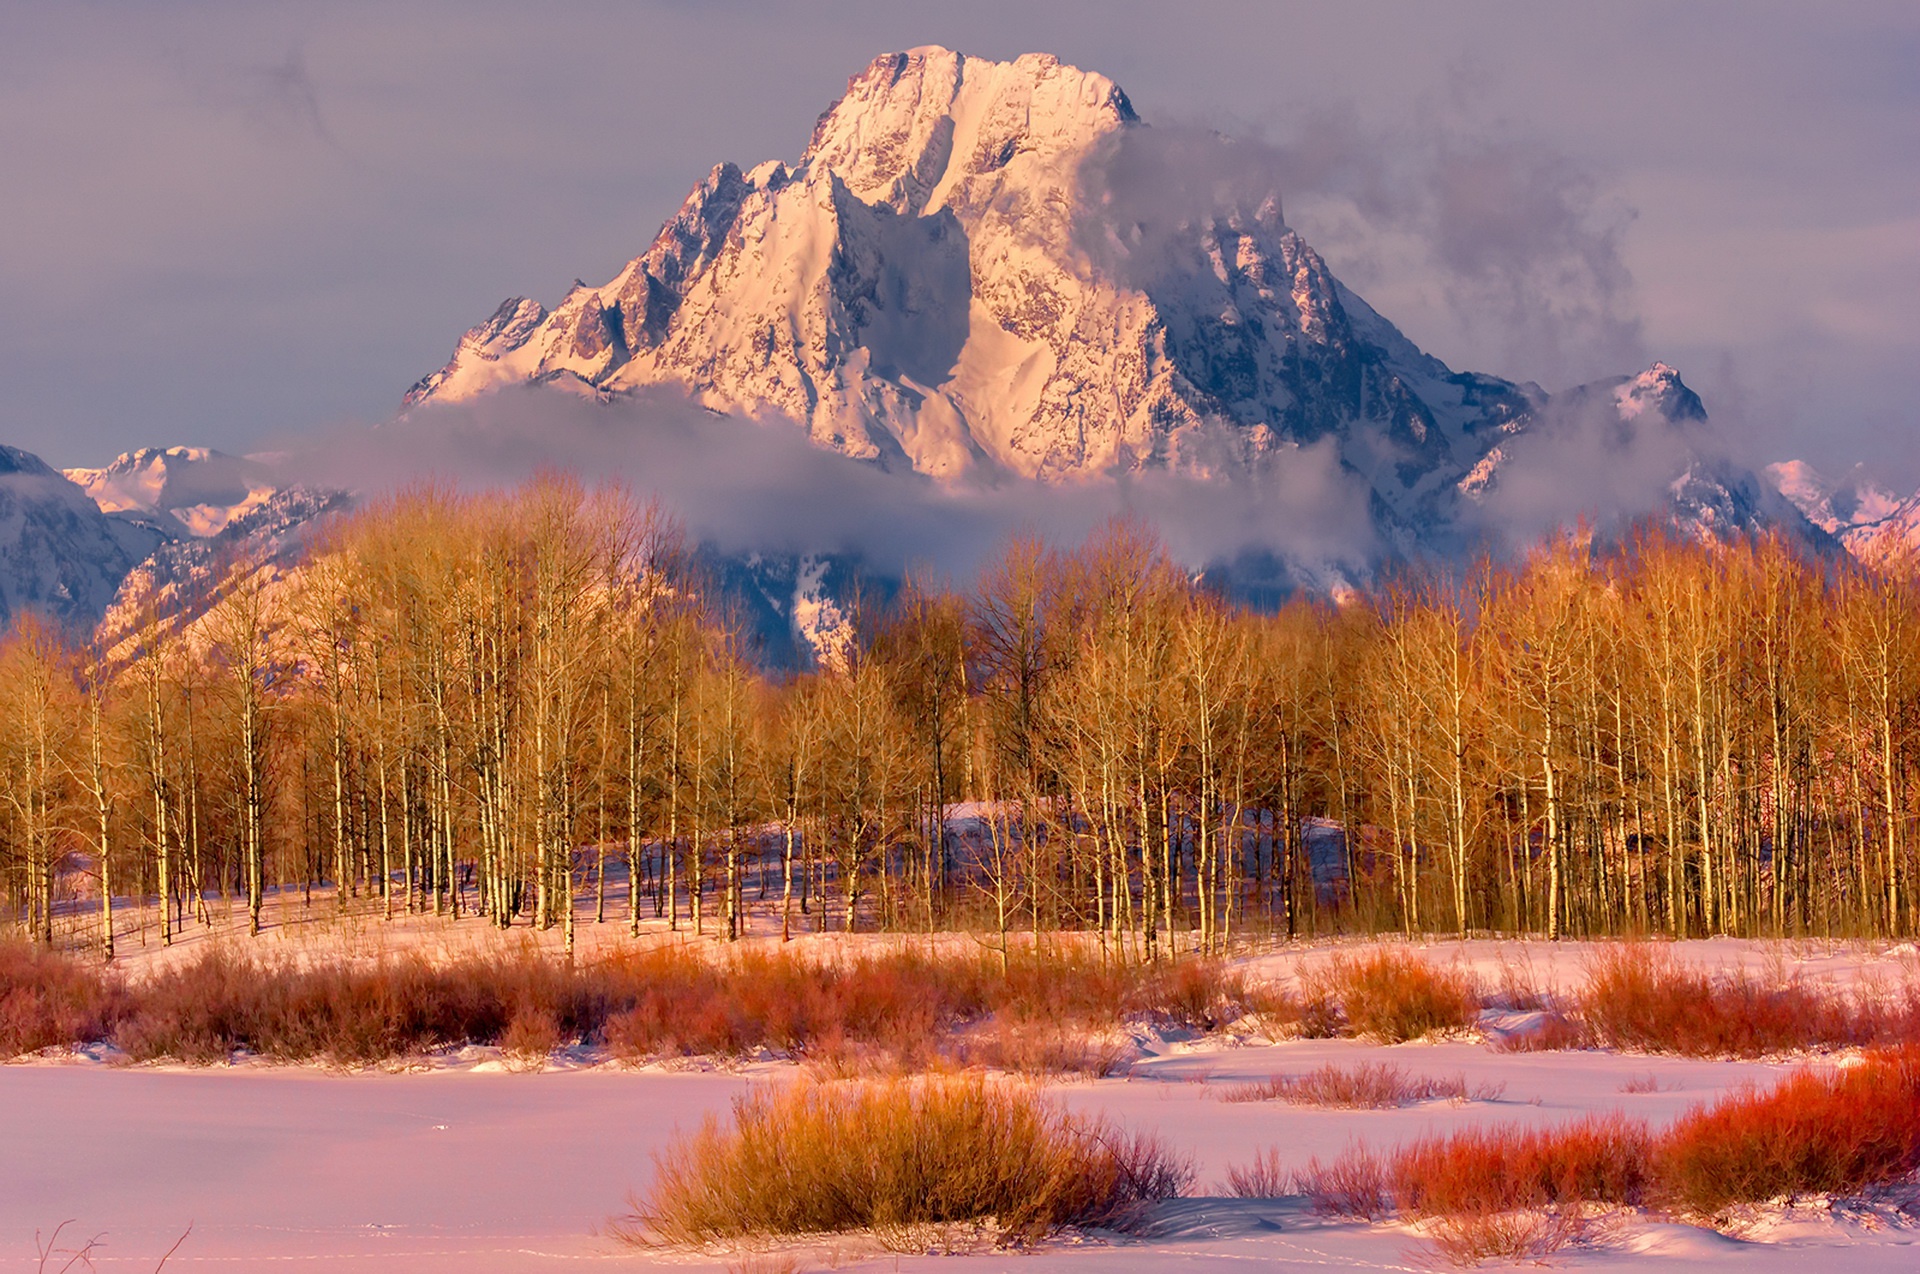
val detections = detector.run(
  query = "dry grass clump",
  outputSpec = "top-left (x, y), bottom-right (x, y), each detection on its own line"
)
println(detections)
top-left (617, 1076), bottom-right (1191, 1250)
top-left (1123, 957), bottom-right (1277, 1031)
top-left (725, 1255), bottom-right (804, 1274)
top-left (1222, 1061), bottom-right (1502, 1108)
top-left (0, 937), bottom-right (121, 1054)
top-left (1227, 1148), bottom-right (1394, 1219)
top-left (1221, 1147), bottom-right (1293, 1203)
top-left (1489, 1009), bottom-right (1590, 1053)
top-left (1651, 1048), bottom-right (1920, 1217)
top-left (1307, 950), bottom-right (1480, 1042)
top-left (1420, 1205), bottom-right (1591, 1266)
top-left (500, 1005), bottom-right (563, 1071)
top-left (954, 1015), bottom-right (1134, 1078)
top-left (1619, 1072), bottom-right (1669, 1094)
top-left (0, 939), bottom-right (1269, 1069)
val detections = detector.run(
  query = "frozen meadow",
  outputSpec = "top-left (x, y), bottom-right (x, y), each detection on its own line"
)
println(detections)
top-left (6, 913), bottom-right (1920, 1271)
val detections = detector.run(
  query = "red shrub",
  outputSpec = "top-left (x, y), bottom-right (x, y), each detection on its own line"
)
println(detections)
top-left (1315, 950), bottom-right (1481, 1042)
top-left (0, 938), bottom-right (119, 1055)
top-left (1578, 946), bottom-right (1862, 1058)
top-left (1653, 1048), bottom-right (1920, 1216)
top-left (1386, 1114), bottom-right (1654, 1217)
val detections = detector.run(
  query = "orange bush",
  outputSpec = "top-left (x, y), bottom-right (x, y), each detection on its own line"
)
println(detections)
top-left (0, 938), bottom-right (120, 1054)
top-left (1386, 1113), bottom-right (1654, 1216)
top-left (1314, 950), bottom-right (1481, 1042)
top-left (1652, 1048), bottom-right (1920, 1216)
top-left (617, 1076), bottom-right (1190, 1248)
top-left (1576, 946), bottom-right (1865, 1058)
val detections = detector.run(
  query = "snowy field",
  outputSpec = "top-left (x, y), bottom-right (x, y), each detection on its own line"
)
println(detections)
top-left (7, 922), bottom-right (1920, 1270)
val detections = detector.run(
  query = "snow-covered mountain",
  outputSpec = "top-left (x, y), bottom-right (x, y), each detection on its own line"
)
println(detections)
top-left (64, 446), bottom-right (279, 538)
top-left (403, 45), bottom-right (1811, 565)
top-left (0, 443), bottom-right (355, 651)
top-left (6, 46), bottom-right (1873, 661)
top-left (406, 48), bottom-right (1540, 535)
top-left (1767, 459), bottom-right (1920, 566)
top-left (94, 485), bottom-right (355, 658)
top-left (0, 446), bottom-right (170, 632)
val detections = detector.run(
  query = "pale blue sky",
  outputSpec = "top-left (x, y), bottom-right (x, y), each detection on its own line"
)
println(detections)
top-left (3, 1), bottom-right (1914, 484)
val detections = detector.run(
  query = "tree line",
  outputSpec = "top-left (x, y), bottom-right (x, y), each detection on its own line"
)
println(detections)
top-left (3, 473), bottom-right (1918, 957)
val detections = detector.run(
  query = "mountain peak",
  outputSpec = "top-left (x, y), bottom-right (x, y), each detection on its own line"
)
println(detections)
top-left (1612, 362), bottom-right (1706, 424)
top-left (395, 45), bottom-right (1811, 576)
top-left (802, 47), bottom-right (1136, 216)
top-left (405, 45), bottom-right (1479, 486)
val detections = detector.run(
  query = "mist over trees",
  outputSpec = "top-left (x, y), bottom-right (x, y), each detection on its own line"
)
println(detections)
top-left (4, 473), bottom-right (1920, 955)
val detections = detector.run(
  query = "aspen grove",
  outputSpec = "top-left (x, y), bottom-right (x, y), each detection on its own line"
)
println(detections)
top-left (5, 475), bottom-right (1920, 957)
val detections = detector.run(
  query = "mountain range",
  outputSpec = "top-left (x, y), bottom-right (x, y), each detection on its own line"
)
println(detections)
top-left (2, 47), bottom-right (1913, 655)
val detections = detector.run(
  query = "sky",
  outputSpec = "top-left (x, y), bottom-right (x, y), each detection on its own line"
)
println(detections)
top-left (3, 1), bottom-right (1915, 489)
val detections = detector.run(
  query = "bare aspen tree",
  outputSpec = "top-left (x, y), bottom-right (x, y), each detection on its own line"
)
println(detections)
top-left (0, 620), bottom-right (75, 945)
top-left (79, 645), bottom-right (117, 959)
top-left (206, 563), bottom-right (275, 936)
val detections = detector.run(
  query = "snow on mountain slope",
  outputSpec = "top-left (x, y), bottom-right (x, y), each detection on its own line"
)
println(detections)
top-left (94, 485), bottom-right (357, 659)
top-left (403, 45), bottom-right (1816, 570)
top-left (0, 446), bottom-right (170, 631)
top-left (1842, 494), bottom-right (1920, 567)
top-left (403, 47), bottom-right (1539, 528)
top-left (1765, 459), bottom-right (1902, 537)
top-left (1768, 459), bottom-right (1920, 567)
top-left (65, 446), bottom-right (280, 538)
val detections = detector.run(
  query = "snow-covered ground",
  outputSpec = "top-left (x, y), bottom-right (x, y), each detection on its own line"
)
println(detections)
top-left (7, 1032), bottom-right (1916, 1271)
top-left (9, 922), bottom-right (1920, 1270)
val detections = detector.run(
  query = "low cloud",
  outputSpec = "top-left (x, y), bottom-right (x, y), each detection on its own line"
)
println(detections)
top-left (1078, 104), bottom-right (1644, 392)
top-left (1461, 382), bottom-right (1705, 550)
top-left (280, 386), bottom-right (1376, 587)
